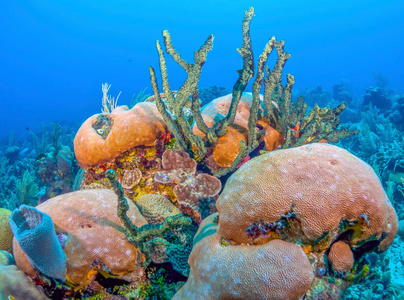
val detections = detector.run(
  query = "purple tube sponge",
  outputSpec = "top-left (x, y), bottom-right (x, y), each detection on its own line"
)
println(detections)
top-left (10, 205), bottom-right (66, 281)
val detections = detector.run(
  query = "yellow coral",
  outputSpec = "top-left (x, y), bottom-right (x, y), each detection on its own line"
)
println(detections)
top-left (144, 147), bottom-right (156, 160)
top-left (0, 208), bottom-right (13, 253)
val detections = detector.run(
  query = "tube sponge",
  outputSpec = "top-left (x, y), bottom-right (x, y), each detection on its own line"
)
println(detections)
top-left (10, 205), bottom-right (66, 281)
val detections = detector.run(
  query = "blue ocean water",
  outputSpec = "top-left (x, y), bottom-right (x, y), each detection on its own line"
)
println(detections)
top-left (1, 0), bottom-right (403, 138)
top-left (1, 1), bottom-right (404, 299)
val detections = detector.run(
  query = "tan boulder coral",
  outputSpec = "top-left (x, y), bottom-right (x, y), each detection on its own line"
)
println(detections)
top-left (13, 189), bottom-right (148, 287)
top-left (74, 102), bottom-right (166, 168)
top-left (192, 93), bottom-right (284, 168)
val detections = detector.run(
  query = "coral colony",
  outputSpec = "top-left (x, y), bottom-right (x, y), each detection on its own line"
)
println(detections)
top-left (1, 7), bottom-right (403, 300)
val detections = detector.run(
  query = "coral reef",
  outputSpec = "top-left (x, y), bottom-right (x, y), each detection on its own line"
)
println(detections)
top-left (333, 83), bottom-right (353, 104)
top-left (176, 143), bottom-right (398, 298)
top-left (135, 194), bottom-right (182, 225)
top-left (12, 190), bottom-right (147, 287)
top-left (174, 215), bottom-right (314, 300)
top-left (149, 7), bottom-right (357, 178)
top-left (192, 93), bottom-right (284, 168)
top-left (106, 169), bottom-right (198, 276)
top-left (362, 86), bottom-right (391, 110)
top-left (198, 85), bottom-right (230, 106)
top-left (1, 5), bottom-right (401, 300)
top-left (328, 241), bottom-right (355, 275)
top-left (342, 237), bottom-right (404, 299)
top-left (0, 122), bottom-right (80, 211)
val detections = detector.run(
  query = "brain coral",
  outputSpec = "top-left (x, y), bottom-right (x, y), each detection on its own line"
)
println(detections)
top-left (0, 208), bottom-right (12, 253)
top-left (192, 93), bottom-right (284, 168)
top-left (13, 189), bottom-right (148, 287)
top-left (174, 214), bottom-right (314, 300)
top-left (174, 143), bottom-right (398, 299)
top-left (217, 143), bottom-right (397, 251)
top-left (74, 102), bottom-right (166, 168)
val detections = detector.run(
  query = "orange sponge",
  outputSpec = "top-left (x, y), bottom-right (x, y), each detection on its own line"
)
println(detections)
top-left (74, 103), bottom-right (166, 169)
top-left (192, 93), bottom-right (284, 168)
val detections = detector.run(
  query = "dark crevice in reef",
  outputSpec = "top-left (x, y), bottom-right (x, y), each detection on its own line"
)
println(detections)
top-left (245, 210), bottom-right (310, 246)
top-left (92, 114), bottom-right (114, 139)
top-left (147, 261), bottom-right (188, 284)
top-left (351, 240), bottom-right (380, 261)
top-left (92, 273), bottom-right (130, 294)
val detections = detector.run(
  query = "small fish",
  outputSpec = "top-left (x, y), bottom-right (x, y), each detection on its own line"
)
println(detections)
top-left (26, 127), bottom-right (30, 130)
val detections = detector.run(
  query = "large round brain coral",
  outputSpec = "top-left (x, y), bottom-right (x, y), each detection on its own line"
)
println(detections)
top-left (174, 143), bottom-right (398, 299)
top-left (13, 189), bottom-right (148, 287)
top-left (174, 214), bottom-right (314, 300)
top-left (216, 143), bottom-right (397, 250)
top-left (74, 102), bottom-right (166, 168)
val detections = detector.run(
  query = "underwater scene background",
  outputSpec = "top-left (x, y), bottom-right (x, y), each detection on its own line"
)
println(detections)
top-left (0, 0), bottom-right (404, 299)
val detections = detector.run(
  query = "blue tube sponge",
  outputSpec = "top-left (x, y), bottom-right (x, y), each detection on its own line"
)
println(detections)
top-left (10, 205), bottom-right (66, 281)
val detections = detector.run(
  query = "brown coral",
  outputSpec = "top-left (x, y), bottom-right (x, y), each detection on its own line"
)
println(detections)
top-left (328, 241), bottom-right (354, 274)
top-left (162, 149), bottom-right (197, 175)
top-left (120, 168), bottom-right (142, 189)
top-left (13, 189), bottom-right (148, 287)
top-left (174, 173), bottom-right (221, 220)
top-left (216, 143), bottom-right (398, 250)
top-left (192, 93), bottom-right (284, 167)
top-left (74, 102), bottom-right (167, 169)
